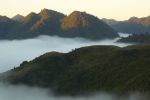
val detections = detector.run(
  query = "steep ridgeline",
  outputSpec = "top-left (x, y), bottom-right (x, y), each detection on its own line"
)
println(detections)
top-left (12, 14), bottom-right (24, 23)
top-left (0, 9), bottom-right (118, 40)
top-left (19, 9), bottom-right (66, 38)
top-left (103, 16), bottom-right (150, 34)
top-left (0, 16), bottom-right (21, 39)
top-left (128, 16), bottom-right (150, 26)
top-left (61, 11), bottom-right (118, 39)
top-left (102, 18), bottom-right (118, 26)
top-left (1, 45), bottom-right (150, 95)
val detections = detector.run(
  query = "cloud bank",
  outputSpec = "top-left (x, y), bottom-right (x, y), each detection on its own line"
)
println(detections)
top-left (0, 34), bottom-right (147, 100)
top-left (0, 83), bottom-right (148, 100)
top-left (0, 35), bottom-right (131, 72)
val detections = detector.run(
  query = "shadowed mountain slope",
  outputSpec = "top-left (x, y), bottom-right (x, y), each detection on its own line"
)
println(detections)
top-left (0, 9), bottom-right (118, 40)
top-left (61, 11), bottom-right (118, 39)
top-left (12, 14), bottom-right (24, 22)
top-left (103, 16), bottom-right (150, 34)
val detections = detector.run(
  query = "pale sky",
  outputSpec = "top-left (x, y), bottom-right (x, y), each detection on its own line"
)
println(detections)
top-left (0, 0), bottom-right (150, 20)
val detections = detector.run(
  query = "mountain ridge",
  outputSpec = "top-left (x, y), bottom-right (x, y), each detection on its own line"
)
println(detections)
top-left (0, 9), bottom-right (118, 40)
top-left (12, 14), bottom-right (24, 22)
top-left (103, 15), bottom-right (150, 34)
top-left (61, 11), bottom-right (118, 39)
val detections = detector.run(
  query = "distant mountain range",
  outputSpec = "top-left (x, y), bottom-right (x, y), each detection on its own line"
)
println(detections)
top-left (102, 16), bottom-right (150, 34)
top-left (2, 45), bottom-right (150, 95)
top-left (3, 8), bottom-right (150, 40)
top-left (118, 34), bottom-right (150, 44)
top-left (12, 14), bottom-right (24, 22)
top-left (0, 9), bottom-right (118, 40)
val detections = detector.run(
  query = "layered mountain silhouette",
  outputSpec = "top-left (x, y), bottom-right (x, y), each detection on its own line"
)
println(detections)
top-left (2, 45), bottom-right (150, 95)
top-left (61, 11), bottom-right (118, 39)
top-left (12, 14), bottom-right (24, 22)
top-left (0, 9), bottom-right (118, 40)
top-left (0, 16), bottom-right (21, 39)
top-left (103, 16), bottom-right (150, 34)
top-left (128, 16), bottom-right (150, 26)
top-left (22, 9), bottom-right (65, 36)
top-left (102, 18), bottom-right (118, 25)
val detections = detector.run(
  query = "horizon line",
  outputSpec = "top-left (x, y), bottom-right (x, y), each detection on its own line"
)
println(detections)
top-left (1, 8), bottom-right (150, 21)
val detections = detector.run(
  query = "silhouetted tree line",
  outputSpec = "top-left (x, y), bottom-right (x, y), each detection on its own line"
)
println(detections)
top-left (118, 33), bottom-right (150, 44)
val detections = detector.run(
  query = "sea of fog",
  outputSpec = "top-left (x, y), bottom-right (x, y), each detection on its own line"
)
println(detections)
top-left (1, 33), bottom-right (145, 100)
top-left (0, 33), bottom-right (131, 73)
top-left (0, 83), bottom-right (148, 100)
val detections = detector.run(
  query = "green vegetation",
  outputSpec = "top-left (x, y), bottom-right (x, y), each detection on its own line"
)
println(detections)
top-left (1, 45), bottom-right (150, 95)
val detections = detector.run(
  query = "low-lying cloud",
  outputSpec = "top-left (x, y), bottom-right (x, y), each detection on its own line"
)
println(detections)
top-left (0, 35), bottom-right (131, 72)
top-left (0, 33), bottom-right (147, 100)
top-left (0, 83), bottom-right (148, 100)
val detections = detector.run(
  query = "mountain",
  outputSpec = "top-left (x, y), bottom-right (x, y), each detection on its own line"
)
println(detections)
top-left (30, 9), bottom-right (66, 35)
top-left (128, 16), bottom-right (150, 26)
top-left (61, 11), bottom-right (118, 39)
top-left (0, 10), bottom-right (66, 39)
top-left (103, 16), bottom-right (150, 34)
top-left (0, 16), bottom-right (20, 39)
top-left (6, 12), bottom-right (42, 39)
top-left (102, 18), bottom-right (118, 25)
top-left (111, 21), bottom-right (148, 34)
top-left (20, 9), bottom-right (66, 38)
top-left (118, 34), bottom-right (150, 44)
top-left (2, 45), bottom-right (150, 95)
top-left (12, 14), bottom-right (24, 22)
top-left (0, 9), bottom-right (119, 40)
top-left (22, 12), bottom-right (40, 30)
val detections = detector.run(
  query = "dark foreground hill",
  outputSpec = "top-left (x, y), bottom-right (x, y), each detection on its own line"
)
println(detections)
top-left (1, 45), bottom-right (150, 95)
top-left (0, 9), bottom-right (118, 40)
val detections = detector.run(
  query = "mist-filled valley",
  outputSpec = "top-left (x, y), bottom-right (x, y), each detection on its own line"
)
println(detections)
top-left (1, 0), bottom-right (150, 99)
top-left (1, 33), bottom-right (147, 100)
top-left (0, 83), bottom-right (149, 100)
top-left (0, 34), bottom-right (130, 73)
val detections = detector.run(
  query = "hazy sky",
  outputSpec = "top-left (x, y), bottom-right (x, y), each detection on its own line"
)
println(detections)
top-left (0, 0), bottom-right (150, 20)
